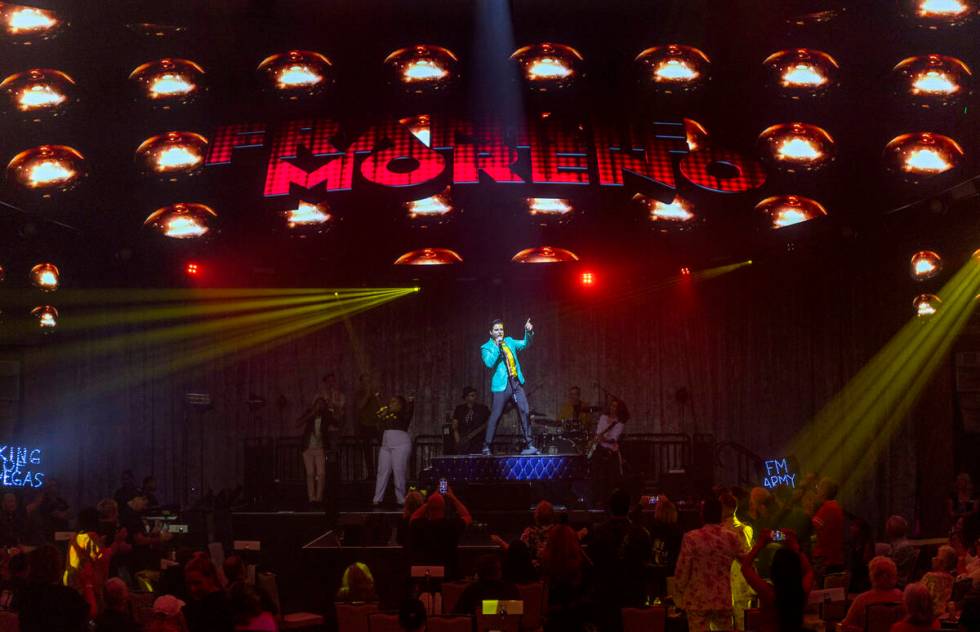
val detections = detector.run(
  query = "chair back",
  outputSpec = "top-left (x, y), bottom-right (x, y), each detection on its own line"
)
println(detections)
top-left (743, 607), bottom-right (762, 631)
top-left (427, 616), bottom-right (473, 632)
top-left (622, 606), bottom-right (666, 632)
top-left (864, 601), bottom-right (903, 632)
top-left (516, 582), bottom-right (545, 630)
top-left (475, 613), bottom-right (521, 632)
top-left (368, 612), bottom-right (402, 632)
top-left (0, 611), bottom-right (18, 632)
top-left (441, 580), bottom-right (472, 616)
top-left (257, 571), bottom-right (281, 615)
top-left (823, 571), bottom-right (850, 590)
top-left (336, 602), bottom-right (380, 632)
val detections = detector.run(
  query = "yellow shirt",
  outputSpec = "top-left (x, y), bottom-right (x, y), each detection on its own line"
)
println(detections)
top-left (500, 342), bottom-right (518, 377)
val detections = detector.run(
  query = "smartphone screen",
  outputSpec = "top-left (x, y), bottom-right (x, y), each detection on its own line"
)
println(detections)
top-left (438, 478), bottom-right (447, 494)
top-left (772, 530), bottom-right (785, 542)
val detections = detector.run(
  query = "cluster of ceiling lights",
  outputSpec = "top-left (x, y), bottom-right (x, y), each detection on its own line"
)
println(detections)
top-left (1, 262), bottom-right (63, 330)
top-left (910, 250), bottom-right (944, 318)
top-left (393, 246), bottom-right (581, 266)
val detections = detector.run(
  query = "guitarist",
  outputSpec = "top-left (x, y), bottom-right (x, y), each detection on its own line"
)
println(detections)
top-left (451, 387), bottom-right (490, 454)
top-left (591, 398), bottom-right (629, 506)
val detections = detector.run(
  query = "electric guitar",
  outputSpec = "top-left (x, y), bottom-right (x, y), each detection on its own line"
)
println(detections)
top-left (586, 420), bottom-right (621, 459)
top-left (452, 382), bottom-right (542, 452)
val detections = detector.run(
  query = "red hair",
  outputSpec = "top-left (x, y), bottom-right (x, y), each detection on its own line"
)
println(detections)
top-left (541, 525), bottom-right (584, 581)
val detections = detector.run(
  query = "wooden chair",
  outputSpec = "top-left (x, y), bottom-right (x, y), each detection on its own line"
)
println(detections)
top-left (441, 580), bottom-right (472, 616)
top-left (368, 612), bottom-right (402, 632)
top-left (622, 605), bottom-right (667, 632)
top-left (336, 603), bottom-right (380, 632)
top-left (516, 582), bottom-right (546, 631)
top-left (864, 602), bottom-right (903, 632)
top-left (0, 611), bottom-right (18, 632)
top-left (427, 616), bottom-right (473, 632)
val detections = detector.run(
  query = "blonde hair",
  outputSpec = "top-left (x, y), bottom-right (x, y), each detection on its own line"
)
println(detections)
top-left (654, 497), bottom-right (678, 525)
top-left (868, 555), bottom-right (898, 589)
top-left (934, 545), bottom-right (957, 573)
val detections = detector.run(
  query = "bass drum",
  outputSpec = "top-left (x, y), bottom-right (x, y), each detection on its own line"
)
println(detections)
top-left (541, 435), bottom-right (580, 455)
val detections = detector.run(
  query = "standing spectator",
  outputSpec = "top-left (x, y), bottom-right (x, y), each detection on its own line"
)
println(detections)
top-left (228, 581), bottom-right (278, 631)
top-left (408, 487), bottom-right (472, 578)
top-left (740, 487), bottom-right (773, 535)
top-left (114, 470), bottom-right (139, 506)
top-left (947, 473), bottom-right (978, 536)
top-left (119, 495), bottom-right (171, 581)
top-left (0, 493), bottom-right (25, 547)
top-left (847, 516), bottom-right (876, 593)
top-left (454, 554), bottom-right (521, 615)
top-left (17, 545), bottom-right (90, 632)
top-left (141, 476), bottom-right (160, 509)
top-left (590, 489), bottom-right (652, 632)
top-left (540, 524), bottom-right (590, 632)
top-left (921, 545), bottom-right (957, 616)
top-left (842, 556), bottom-right (905, 632)
top-left (721, 492), bottom-right (754, 630)
top-left (183, 553), bottom-right (234, 632)
top-left (521, 500), bottom-right (557, 564)
top-left (739, 529), bottom-right (813, 632)
top-left (94, 577), bottom-right (141, 632)
top-left (674, 497), bottom-right (743, 632)
top-left (35, 477), bottom-right (71, 535)
top-left (644, 496), bottom-right (682, 597)
top-left (811, 478), bottom-right (845, 579)
top-left (396, 491), bottom-right (424, 547)
top-left (883, 515), bottom-right (918, 587)
top-left (890, 583), bottom-right (938, 632)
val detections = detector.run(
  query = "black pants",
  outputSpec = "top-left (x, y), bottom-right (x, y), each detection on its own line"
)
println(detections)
top-left (355, 424), bottom-right (378, 479)
top-left (484, 380), bottom-right (533, 448)
top-left (591, 446), bottom-right (621, 508)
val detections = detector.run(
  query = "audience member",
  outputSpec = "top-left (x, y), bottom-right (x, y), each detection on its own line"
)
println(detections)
top-left (739, 529), bottom-right (813, 632)
top-left (18, 545), bottom-right (90, 632)
top-left (891, 582), bottom-right (939, 632)
top-left (847, 516), bottom-right (875, 593)
top-left (590, 489), bottom-right (652, 631)
top-left (842, 556), bottom-right (905, 632)
top-left (811, 478), bottom-right (846, 579)
top-left (540, 524), bottom-right (590, 632)
top-left (183, 553), bottom-right (235, 632)
top-left (94, 577), bottom-right (140, 632)
top-left (144, 594), bottom-right (187, 632)
top-left (454, 553), bottom-right (521, 615)
top-left (501, 539), bottom-right (538, 584)
top-left (0, 493), bottom-right (25, 547)
top-left (922, 545), bottom-right (957, 616)
top-left (883, 515), bottom-right (919, 587)
top-left (118, 495), bottom-right (171, 579)
top-left (644, 495), bottom-right (682, 597)
top-left (721, 491), bottom-right (755, 630)
top-left (947, 473), bottom-right (978, 535)
top-left (224, 555), bottom-right (277, 615)
top-left (114, 470), bottom-right (140, 506)
top-left (397, 490), bottom-right (424, 546)
top-left (521, 500), bottom-right (557, 565)
top-left (64, 507), bottom-right (111, 615)
top-left (408, 487), bottom-right (472, 578)
top-left (675, 497), bottom-right (743, 632)
top-left (959, 568), bottom-right (980, 632)
top-left (335, 562), bottom-right (377, 603)
top-left (740, 487), bottom-right (773, 534)
top-left (33, 477), bottom-right (71, 538)
top-left (228, 581), bottom-right (278, 631)
top-left (141, 476), bottom-right (161, 509)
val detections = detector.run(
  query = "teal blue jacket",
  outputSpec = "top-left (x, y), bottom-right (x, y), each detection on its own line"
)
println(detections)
top-left (481, 331), bottom-right (533, 393)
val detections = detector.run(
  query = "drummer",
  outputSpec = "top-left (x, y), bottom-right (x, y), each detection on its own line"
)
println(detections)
top-left (558, 386), bottom-right (596, 432)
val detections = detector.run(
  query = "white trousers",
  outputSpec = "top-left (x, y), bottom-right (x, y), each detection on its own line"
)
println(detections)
top-left (302, 447), bottom-right (325, 502)
top-left (373, 429), bottom-right (411, 504)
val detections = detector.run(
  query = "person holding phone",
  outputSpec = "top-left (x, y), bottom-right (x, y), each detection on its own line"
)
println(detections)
top-left (480, 318), bottom-right (539, 456)
top-left (738, 528), bottom-right (813, 632)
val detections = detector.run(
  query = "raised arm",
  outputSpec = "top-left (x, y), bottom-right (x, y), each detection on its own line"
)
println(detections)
top-left (446, 487), bottom-right (473, 526)
top-left (512, 318), bottom-right (535, 351)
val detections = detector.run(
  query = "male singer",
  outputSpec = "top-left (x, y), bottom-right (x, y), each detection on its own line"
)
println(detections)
top-left (480, 318), bottom-right (539, 456)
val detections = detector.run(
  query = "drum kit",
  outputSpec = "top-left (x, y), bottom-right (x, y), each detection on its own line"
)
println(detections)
top-left (529, 407), bottom-right (602, 455)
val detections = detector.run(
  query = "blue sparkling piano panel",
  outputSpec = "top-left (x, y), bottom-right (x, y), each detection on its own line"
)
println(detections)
top-left (426, 455), bottom-right (587, 482)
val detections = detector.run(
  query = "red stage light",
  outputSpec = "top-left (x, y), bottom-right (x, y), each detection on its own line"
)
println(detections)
top-left (185, 262), bottom-right (200, 276)
top-left (580, 271), bottom-right (595, 286)
top-left (0, 69), bottom-right (76, 118)
top-left (763, 49), bottom-right (839, 98)
top-left (511, 43), bottom-right (583, 91)
top-left (511, 246), bottom-right (580, 264)
top-left (635, 45), bottom-right (711, 93)
top-left (144, 203), bottom-right (217, 239)
top-left (883, 132), bottom-right (963, 181)
top-left (7, 145), bottom-right (85, 194)
top-left (680, 267), bottom-right (691, 276)
top-left (757, 123), bottom-right (835, 172)
top-left (385, 45), bottom-right (458, 93)
top-left (393, 248), bottom-right (463, 266)
top-left (129, 58), bottom-right (204, 106)
top-left (257, 50), bottom-right (333, 98)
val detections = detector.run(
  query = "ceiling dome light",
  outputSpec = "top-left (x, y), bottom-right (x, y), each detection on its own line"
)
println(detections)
top-left (526, 197), bottom-right (574, 225)
top-left (135, 131), bottom-right (208, 178)
top-left (893, 55), bottom-right (972, 105)
top-left (884, 132), bottom-right (963, 181)
top-left (30, 262), bottom-right (59, 291)
top-left (913, 293), bottom-right (942, 317)
top-left (755, 195), bottom-right (828, 229)
top-left (394, 248), bottom-right (463, 265)
top-left (7, 145), bottom-right (85, 193)
top-left (144, 203), bottom-right (217, 239)
top-left (763, 49), bottom-right (839, 97)
top-left (257, 50), bottom-right (333, 99)
top-left (511, 43), bottom-right (583, 91)
top-left (786, 6), bottom-right (846, 26)
top-left (283, 200), bottom-right (332, 233)
top-left (633, 193), bottom-right (699, 230)
top-left (910, 250), bottom-right (943, 280)
top-left (385, 45), bottom-right (458, 93)
top-left (758, 123), bottom-right (836, 172)
top-left (406, 187), bottom-right (454, 223)
top-left (129, 58), bottom-right (204, 106)
top-left (31, 305), bottom-right (57, 329)
top-left (0, 69), bottom-right (76, 118)
top-left (1, 3), bottom-right (62, 41)
top-left (906, 0), bottom-right (975, 26)
top-left (683, 118), bottom-right (710, 151)
top-left (511, 246), bottom-right (580, 264)
top-left (635, 45), bottom-right (711, 93)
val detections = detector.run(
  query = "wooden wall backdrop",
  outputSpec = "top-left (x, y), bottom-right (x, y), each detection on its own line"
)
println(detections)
top-left (3, 254), bottom-right (956, 534)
